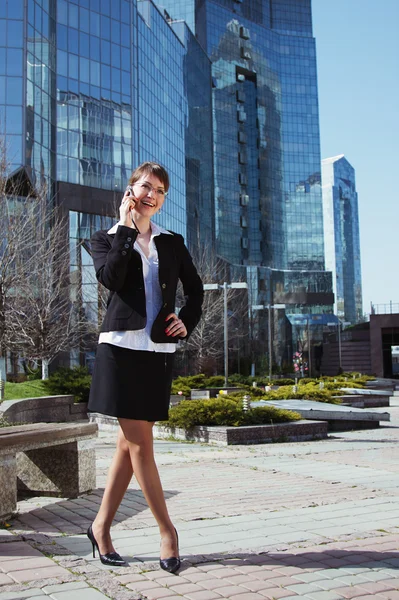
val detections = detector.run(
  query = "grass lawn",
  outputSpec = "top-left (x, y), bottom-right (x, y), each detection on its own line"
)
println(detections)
top-left (3, 380), bottom-right (49, 401)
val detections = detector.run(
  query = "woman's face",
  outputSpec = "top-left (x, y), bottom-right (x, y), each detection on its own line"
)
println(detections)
top-left (132, 173), bottom-right (167, 217)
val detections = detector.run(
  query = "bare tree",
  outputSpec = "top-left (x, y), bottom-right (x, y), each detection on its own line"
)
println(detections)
top-left (0, 137), bottom-right (87, 379)
top-left (179, 246), bottom-right (248, 375)
top-left (0, 138), bottom-right (47, 379)
top-left (7, 196), bottom-right (85, 379)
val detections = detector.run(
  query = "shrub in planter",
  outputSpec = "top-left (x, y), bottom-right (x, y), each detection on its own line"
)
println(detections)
top-left (298, 377), bottom-right (319, 385)
top-left (248, 384), bottom-right (340, 404)
top-left (228, 373), bottom-right (251, 385)
top-left (323, 381), bottom-right (365, 390)
top-left (271, 378), bottom-right (295, 386)
top-left (161, 397), bottom-right (300, 428)
top-left (170, 381), bottom-right (192, 397)
top-left (44, 367), bottom-right (92, 403)
top-left (242, 406), bottom-right (301, 425)
top-left (204, 375), bottom-right (225, 388)
top-left (164, 398), bottom-right (243, 427)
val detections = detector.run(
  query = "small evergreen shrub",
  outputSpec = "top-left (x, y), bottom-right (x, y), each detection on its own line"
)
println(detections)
top-left (298, 377), bottom-right (319, 385)
top-left (26, 366), bottom-right (42, 381)
top-left (204, 375), bottom-right (226, 388)
top-left (161, 397), bottom-right (300, 428)
top-left (228, 373), bottom-right (251, 385)
top-left (272, 378), bottom-right (295, 386)
top-left (242, 406), bottom-right (301, 425)
top-left (44, 367), bottom-right (92, 403)
top-left (170, 381), bottom-right (192, 397)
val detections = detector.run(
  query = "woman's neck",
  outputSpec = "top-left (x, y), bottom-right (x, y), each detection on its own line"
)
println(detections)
top-left (134, 215), bottom-right (151, 237)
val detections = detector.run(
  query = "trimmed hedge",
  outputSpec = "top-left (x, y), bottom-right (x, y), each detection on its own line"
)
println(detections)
top-left (44, 366), bottom-right (92, 403)
top-left (161, 397), bottom-right (301, 428)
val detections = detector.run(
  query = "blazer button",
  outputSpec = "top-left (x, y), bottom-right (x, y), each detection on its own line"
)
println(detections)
top-left (124, 243), bottom-right (130, 248)
top-left (127, 237), bottom-right (132, 242)
top-left (122, 250), bottom-right (127, 256)
top-left (162, 283), bottom-right (166, 289)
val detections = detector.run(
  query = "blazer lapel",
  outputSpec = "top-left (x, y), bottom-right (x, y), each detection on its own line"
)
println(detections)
top-left (154, 234), bottom-right (177, 285)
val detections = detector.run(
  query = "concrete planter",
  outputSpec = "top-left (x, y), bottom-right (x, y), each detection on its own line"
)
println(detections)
top-left (0, 396), bottom-right (88, 424)
top-left (153, 420), bottom-right (328, 446)
top-left (337, 394), bottom-right (391, 408)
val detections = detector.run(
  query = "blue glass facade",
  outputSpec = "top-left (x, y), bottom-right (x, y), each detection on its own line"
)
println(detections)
top-left (170, 20), bottom-right (214, 250)
top-left (136, 1), bottom-right (187, 237)
top-left (2, 0), bottom-right (337, 369)
top-left (152, 1), bottom-right (333, 313)
top-left (55, 0), bottom-right (135, 191)
top-left (322, 155), bottom-right (362, 324)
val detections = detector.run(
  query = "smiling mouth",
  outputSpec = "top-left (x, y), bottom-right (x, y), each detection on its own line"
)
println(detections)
top-left (142, 201), bottom-right (155, 207)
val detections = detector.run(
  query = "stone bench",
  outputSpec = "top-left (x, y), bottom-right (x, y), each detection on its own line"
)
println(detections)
top-left (0, 421), bottom-right (98, 520)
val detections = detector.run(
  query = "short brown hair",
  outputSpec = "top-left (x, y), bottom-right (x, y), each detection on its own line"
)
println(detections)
top-left (128, 162), bottom-right (170, 192)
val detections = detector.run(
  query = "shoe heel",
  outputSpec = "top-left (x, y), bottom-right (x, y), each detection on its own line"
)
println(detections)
top-left (87, 525), bottom-right (96, 558)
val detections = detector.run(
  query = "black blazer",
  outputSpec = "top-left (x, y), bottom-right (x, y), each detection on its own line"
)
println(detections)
top-left (91, 224), bottom-right (203, 343)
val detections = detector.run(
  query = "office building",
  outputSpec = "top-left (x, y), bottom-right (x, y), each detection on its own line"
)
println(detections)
top-left (0, 0), bottom-right (213, 366)
top-left (154, 0), bottom-right (335, 365)
top-left (1, 0), bottom-right (337, 369)
top-left (322, 154), bottom-right (362, 324)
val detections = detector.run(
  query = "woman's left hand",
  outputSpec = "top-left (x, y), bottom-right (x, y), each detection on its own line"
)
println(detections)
top-left (165, 313), bottom-right (187, 338)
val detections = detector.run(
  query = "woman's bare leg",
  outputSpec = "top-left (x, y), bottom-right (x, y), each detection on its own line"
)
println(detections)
top-left (118, 418), bottom-right (178, 559)
top-left (92, 428), bottom-right (133, 554)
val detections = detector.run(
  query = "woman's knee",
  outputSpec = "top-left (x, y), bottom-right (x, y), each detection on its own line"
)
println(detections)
top-left (118, 419), bottom-right (154, 457)
top-left (116, 430), bottom-right (130, 455)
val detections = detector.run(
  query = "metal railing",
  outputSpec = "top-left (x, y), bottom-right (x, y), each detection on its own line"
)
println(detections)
top-left (370, 302), bottom-right (399, 315)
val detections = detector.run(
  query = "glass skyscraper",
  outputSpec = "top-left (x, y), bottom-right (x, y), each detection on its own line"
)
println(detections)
top-left (1, 0), bottom-right (339, 368)
top-left (322, 155), bottom-right (362, 324)
top-left (153, 0), bottom-right (335, 364)
top-left (1, 0), bottom-right (213, 362)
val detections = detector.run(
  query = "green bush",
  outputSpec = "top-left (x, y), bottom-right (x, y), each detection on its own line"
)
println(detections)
top-left (298, 377), bottom-right (319, 385)
top-left (247, 384), bottom-right (340, 404)
top-left (228, 373), bottom-right (251, 385)
top-left (204, 376), bottom-right (226, 388)
top-left (161, 397), bottom-right (300, 428)
top-left (272, 378), bottom-right (295, 386)
top-left (44, 367), bottom-right (92, 403)
top-left (170, 381), bottom-right (192, 397)
top-left (242, 406), bottom-right (301, 425)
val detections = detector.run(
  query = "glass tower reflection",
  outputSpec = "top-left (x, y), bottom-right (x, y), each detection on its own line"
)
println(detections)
top-left (322, 155), bottom-right (363, 324)
top-left (153, 1), bottom-right (332, 296)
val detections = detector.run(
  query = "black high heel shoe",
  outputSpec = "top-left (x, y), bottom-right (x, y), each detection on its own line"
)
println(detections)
top-left (160, 527), bottom-right (181, 574)
top-left (87, 524), bottom-right (126, 567)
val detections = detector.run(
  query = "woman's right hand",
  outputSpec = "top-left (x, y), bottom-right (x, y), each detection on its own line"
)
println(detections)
top-left (120, 188), bottom-right (136, 227)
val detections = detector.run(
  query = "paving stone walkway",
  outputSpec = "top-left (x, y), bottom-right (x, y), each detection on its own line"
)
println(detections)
top-left (1, 399), bottom-right (399, 599)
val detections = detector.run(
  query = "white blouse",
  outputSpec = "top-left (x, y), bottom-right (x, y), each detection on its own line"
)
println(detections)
top-left (99, 221), bottom-right (176, 353)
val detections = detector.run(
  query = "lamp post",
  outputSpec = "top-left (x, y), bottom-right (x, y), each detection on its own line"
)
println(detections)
top-left (204, 281), bottom-right (248, 386)
top-left (337, 317), bottom-right (342, 372)
top-left (252, 304), bottom-right (286, 381)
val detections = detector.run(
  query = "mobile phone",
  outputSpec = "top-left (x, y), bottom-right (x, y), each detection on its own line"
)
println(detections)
top-left (125, 185), bottom-right (135, 200)
top-left (125, 186), bottom-right (140, 234)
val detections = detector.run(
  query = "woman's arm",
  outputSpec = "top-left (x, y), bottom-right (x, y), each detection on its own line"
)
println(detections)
top-left (91, 226), bottom-right (138, 291)
top-left (176, 236), bottom-right (204, 339)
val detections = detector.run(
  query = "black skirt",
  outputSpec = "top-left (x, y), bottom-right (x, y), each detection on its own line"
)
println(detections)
top-left (88, 343), bottom-right (175, 421)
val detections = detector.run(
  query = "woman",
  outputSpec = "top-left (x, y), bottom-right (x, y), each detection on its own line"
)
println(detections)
top-left (87, 162), bottom-right (203, 573)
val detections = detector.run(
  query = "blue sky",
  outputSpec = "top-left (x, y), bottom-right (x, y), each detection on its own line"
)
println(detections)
top-left (312, 0), bottom-right (399, 314)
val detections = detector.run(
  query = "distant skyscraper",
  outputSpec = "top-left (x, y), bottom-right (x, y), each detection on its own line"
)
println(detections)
top-left (322, 155), bottom-right (362, 324)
